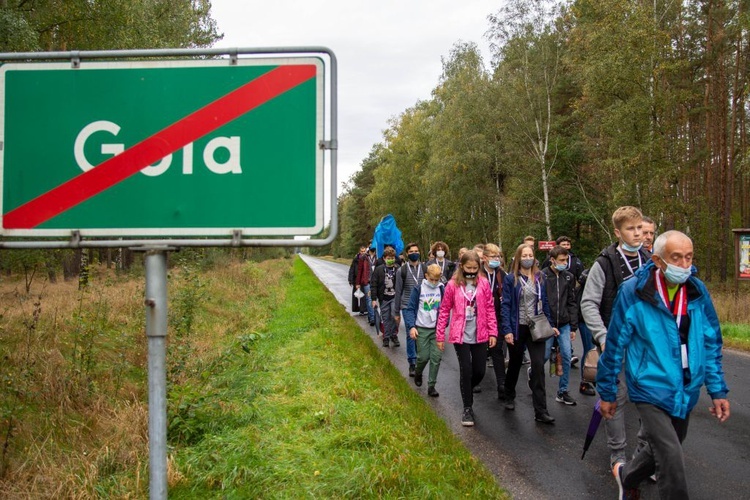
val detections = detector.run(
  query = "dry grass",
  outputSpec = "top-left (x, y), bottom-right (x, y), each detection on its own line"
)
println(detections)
top-left (0, 257), bottom-right (290, 498)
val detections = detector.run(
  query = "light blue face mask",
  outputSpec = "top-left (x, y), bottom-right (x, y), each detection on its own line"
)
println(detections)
top-left (555, 264), bottom-right (567, 271)
top-left (621, 241), bottom-right (643, 252)
top-left (488, 260), bottom-right (501, 269)
top-left (663, 261), bottom-right (691, 284)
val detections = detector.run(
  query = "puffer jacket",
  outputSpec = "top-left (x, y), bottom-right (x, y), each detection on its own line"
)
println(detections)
top-left (597, 261), bottom-right (729, 419)
top-left (436, 277), bottom-right (497, 344)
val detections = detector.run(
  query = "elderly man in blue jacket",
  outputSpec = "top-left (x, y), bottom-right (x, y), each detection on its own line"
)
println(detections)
top-left (597, 230), bottom-right (730, 499)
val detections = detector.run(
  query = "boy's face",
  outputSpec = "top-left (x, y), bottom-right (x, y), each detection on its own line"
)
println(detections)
top-left (553, 255), bottom-right (569, 268)
top-left (559, 241), bottom-right (571, 250)
top-left (614, 218), bottom-right (643, 248)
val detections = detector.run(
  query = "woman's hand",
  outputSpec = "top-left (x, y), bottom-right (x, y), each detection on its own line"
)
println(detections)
top-left (504, 333), bottom-right (514, 346)
top-left (409, 327), bottom-right (418, 340)
top-left (437, 341), bottom-right (445, 352)
top-left (489, 336), bottom-right (497, 348)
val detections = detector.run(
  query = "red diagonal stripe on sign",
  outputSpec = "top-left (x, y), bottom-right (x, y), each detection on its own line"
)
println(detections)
top-left (3, 64), bottom-right (317, 229)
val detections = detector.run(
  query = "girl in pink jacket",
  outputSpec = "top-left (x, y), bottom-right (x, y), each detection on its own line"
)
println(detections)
top-left (436, 250), bottom-right (498, 426)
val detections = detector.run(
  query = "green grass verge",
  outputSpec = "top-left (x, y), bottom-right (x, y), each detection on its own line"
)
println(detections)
top-left (169, 257), bottom-right (506, 498)
top-left (721, 323), bottom-right (750, 351)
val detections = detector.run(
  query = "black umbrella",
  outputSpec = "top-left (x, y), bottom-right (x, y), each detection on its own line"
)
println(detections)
top-left (581, 399), bottom-right (603, 460)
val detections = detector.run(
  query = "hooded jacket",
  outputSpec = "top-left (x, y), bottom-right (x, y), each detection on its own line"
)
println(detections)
top-left (436, 277), bottom-right (497, 344)
top-left (542, 267), bottom-right (578, 330)
top-left (596, 261), bottom-right (729, 419)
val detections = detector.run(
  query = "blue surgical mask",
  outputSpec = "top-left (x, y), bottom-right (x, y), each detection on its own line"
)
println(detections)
top-left (423, 280), bottom-right (439, 289)
top-left (408, 253), bottom-right (420, 262)
top-left (621, 242), bottom-right (642, 253)
top-left (520, 259), bottom-right (534, 269)
top-left (488, 260), bottom-right (501, 269)
top-left (555, 264), bottom-right (567, 271)
top-left (663, 262), bottom-right (691, 284)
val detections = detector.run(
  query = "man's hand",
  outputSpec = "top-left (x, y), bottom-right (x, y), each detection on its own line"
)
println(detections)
top-left (600, 401), bottom-right (617, 419)
top-left (372, 300), bottom-right (378, 309)
top-left (571, 330), bottom-right (576, 341)
top-left (409, 327), bottom-right (418, 340)
top-left (504, 333), bottom-right (514, 346)
top-left (355, 285), bottom-right (360, 290)
top-left (437, 341), bottom-right (445, 352)
top-left (553, 327), bottom-right (560, 337)
top-left (489, 336), bottom-right (497, 348)
top-left (710, 399), bottom-right (730, 423)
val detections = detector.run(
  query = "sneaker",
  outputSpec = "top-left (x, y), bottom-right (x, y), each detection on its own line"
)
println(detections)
top-left (534, 412), bottom-right (555, 424)
top-left (556, 391), bottom-right (577, 406)
top-left (613, 462), bottom-right (641, 500)
top-left (391, 337), bottom-right (400, 347)
top-left (472, 385), bottom-right (482, 393)
top-left (414, 371), bottom-right (423, 387)
top-left (382, 338), bottom-right (389, 348)
top-left (487, 357), bottom-right (494, 368)
top-left (571, 355), bottom-right (580, 367)
top-left (504, 399), bottom-right (515, 410)
top-left (497, 388), bottom-right (506, 401)
top-left (359, 311), bottom-right (368, 316)
top-left (579, 382), bottom-right (596, 396)
top-left (369, 320), bottom-right (376, 326)
top-left (522, 353), bottom-right (531, 365)
top-left (428, 386), bottom-right (439, 397)
top-left (461, 407), bottom-right (475, 427)
top-left (409, 364), bottom-right (416, 377)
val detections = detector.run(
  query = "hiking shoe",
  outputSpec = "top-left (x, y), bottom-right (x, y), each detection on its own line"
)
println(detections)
top-left (391, 337), bottom-right (400, 347)
top-left (556, 391), bottom-right (577, 406)
top-left (504, 399), bottom-right (515, 410)
top-left (461, 407), bottom-right (475, 427)
top-left (534, 412), bottom-right (555, 424)
top-left (428, 386), bottom-right (439, 397)
top-left (382, 338), bottom-right (389, 347)
top-left (579, 382), bottom-right (596, 396)
top-left (414, 371), bottom-right (423, 387)
top-left (409, 364), bottom-right (416, 377)
top-left (613, 462), bottom-right (641, 500)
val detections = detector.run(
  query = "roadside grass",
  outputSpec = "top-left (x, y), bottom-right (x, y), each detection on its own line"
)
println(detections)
top-left (721, 323), bottom-right (750, 350)
top-left (168, 257), bottom-right (506, 498)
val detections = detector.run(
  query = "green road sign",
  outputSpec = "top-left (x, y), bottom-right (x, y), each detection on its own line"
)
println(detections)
top-left (0, 57), bottom-right (325, 237)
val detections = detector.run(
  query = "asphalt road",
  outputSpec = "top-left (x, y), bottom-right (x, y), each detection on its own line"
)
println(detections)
top-left (299, 255), bottom-right (750, 500)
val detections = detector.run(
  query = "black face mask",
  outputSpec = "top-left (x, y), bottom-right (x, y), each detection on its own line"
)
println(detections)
top-left (464, 272), bottom-right (478, 279)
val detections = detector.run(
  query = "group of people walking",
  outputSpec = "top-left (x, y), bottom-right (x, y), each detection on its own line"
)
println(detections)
top-left (348, 206), bottom-right (731, 499)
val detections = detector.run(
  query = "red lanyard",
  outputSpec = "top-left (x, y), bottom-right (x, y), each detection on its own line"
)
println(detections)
top-left (655, 269), bottom-right (687, 329)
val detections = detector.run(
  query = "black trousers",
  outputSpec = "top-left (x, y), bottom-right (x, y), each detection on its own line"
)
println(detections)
top-left (504, 324), bottom-right (548, 416)
top-left (488, 337), bottom-right (507, 395)
top-left (454, 342), bottom-right (488, 408)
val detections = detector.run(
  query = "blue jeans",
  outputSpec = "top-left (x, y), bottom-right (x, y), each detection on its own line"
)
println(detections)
top-left (362, 284), bottom-right (374, 322)
top-left (402, 308), bottom-right (417, 366)
top-left (578, 322), bottom-right (594, 380)
top-left (545, 324), bottom-right (572, 394)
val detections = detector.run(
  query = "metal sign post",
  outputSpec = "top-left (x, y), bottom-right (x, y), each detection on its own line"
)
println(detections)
top-left (142, 248), bottom-right (171, 499)
top-left (0, 47), bottom-right (338, 499)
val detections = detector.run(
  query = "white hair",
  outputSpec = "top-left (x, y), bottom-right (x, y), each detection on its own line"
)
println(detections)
top-left (652, 230), bottom-right (691, 257)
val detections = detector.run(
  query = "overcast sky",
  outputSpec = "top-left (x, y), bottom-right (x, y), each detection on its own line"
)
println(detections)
top-left (210, 1), bottom-right (500, 196)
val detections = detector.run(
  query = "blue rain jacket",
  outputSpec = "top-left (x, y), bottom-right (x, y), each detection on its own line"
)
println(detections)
top-left (597, 261), bottom-right (729, 419)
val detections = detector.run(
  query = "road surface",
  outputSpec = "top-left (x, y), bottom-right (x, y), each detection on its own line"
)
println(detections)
top-left (300, 255), bottom-right (749, 500)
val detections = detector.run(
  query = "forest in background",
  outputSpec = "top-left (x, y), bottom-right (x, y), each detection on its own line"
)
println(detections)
top-left (323, 0), bottom-right (750, 282)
